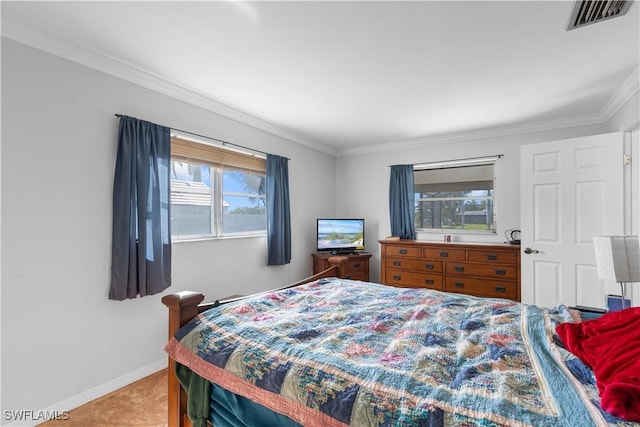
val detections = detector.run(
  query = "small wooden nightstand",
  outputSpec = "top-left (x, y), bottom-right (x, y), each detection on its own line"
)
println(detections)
top-left (311, 252), bottom-right (372, 281)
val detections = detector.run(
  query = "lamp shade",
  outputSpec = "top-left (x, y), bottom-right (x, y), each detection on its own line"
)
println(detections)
top-left (593, 236), bottom-right (640, 283)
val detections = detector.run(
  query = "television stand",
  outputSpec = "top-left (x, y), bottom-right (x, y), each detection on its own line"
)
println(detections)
top-left (311, 251), bottom-right (371, 282)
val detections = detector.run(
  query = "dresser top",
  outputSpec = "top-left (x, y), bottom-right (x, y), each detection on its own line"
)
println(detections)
top-left (379, 239), bottom-right (520, 250)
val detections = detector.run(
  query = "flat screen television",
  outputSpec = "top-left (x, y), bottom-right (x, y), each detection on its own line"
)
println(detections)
top-left (316, 218), bottom-right (365, 253)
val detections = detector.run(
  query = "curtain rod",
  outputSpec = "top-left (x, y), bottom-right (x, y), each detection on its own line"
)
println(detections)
top-left (114, 114), bottom-right (289, 160)
top-left (391, 154), bottom-right (503, 169)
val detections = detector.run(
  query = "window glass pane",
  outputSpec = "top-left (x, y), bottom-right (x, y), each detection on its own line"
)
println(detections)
top-left (415, 195), bottom-right (494, 230)
top-left (414, 164), bottom-right (495, 232)
top-left (222, 170), bottom-right (266, 234)
top-left (170, 161), bottom-right (212, 236)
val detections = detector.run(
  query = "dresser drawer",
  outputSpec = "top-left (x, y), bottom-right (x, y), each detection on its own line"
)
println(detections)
top-left (467, 250), bottom-right (517, 264)
top-left (343, 262), bottom-right (368, 281)
top-left (386, 257), bottom-right (443, 273)
top-left (385, 246), bottom-right (422, 258)
top-left (385, 269), bottom-right (443, 290)
top-left (445, 277), bottom-right (517, 299)
top-left (423, 247), bottom-right (466, 261)
top-left (445, 262), bottom-right (517, 280)
top-left (345, 258), bottom-right (368, 273)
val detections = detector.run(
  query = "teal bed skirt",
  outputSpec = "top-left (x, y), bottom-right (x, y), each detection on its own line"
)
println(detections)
top-left (210, 382), bottom-right (302, 427)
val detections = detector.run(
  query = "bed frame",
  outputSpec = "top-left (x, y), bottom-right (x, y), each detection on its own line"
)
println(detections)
top-left (161, 264), bottom-right (343, 427)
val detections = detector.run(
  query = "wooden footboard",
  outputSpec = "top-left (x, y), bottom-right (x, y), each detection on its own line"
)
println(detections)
top-left (161, 264), bottom-right (342, 427)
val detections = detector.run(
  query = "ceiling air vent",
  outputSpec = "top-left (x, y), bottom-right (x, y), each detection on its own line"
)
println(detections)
top-left (567, 0), bottom-right (632, 30)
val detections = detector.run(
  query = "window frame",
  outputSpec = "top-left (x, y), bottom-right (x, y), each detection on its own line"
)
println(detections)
top-left (170, 136), bottom-right (267, 241)
top-left (413, 157), bottom-right (499, 235)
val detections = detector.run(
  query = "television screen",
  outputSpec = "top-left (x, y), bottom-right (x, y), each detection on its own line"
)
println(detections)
top-left (317, 218), bottom-right (365, 253)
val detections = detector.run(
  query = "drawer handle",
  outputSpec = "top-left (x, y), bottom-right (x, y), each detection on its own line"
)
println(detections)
top-left (393, 275), bottom-right (401, 281)
top-left (353, 263), bottom-right (360, 268)
top-left (455, 266), bottom-right (465, 272)
top-left (495, 286), bottom-right (506, 293)
top-left (425, 264), bottom-right (434, 269)
top-left (495, 269), bottom-right (506, 276)
top-left (399, 249), bottom-right (408, 255)
top-left (393, 261), bottom-right (401, 266)
top-left (487, 254), bottom-right (498, 260)
top-left (454, 282), bottom-right (464, 288)
top-left (425, 279), bottom-right (434, 284)
top-left (440, 252), bottom-right (449, 257)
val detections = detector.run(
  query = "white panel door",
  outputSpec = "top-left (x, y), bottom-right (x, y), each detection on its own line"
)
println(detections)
top-left (520, 133), bottom-right (623, 308)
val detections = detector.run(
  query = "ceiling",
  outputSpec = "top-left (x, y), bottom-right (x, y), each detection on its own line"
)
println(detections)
top-left (2, 1), bottom-right (639, 154)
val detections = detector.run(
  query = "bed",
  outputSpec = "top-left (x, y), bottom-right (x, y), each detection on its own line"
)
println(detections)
top-left (162, 266), bottom-right (640, 427)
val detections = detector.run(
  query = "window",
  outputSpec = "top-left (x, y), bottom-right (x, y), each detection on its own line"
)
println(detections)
top-left (170, 137), bottom-right (266, 239)
top-left (414, 159), bottom-right (496, 233)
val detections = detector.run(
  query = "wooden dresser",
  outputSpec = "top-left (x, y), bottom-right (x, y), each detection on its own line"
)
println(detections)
top-left (311, 252), bottom-right (372, 282)
top-left (380, 239), bottom-right (521, 301)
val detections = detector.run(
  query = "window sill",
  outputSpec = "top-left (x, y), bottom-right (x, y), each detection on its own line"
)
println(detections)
top-left (171, 233), bottom-right (266, 244)
top-left (415, 230), bottom-right (502, 244)
top-left (416, 229), bottom-right (497, 236)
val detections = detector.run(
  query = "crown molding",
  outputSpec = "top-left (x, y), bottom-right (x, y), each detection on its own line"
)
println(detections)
top-left (1, 19), bottom-right (77, 57)
top-left (1, 21), bottom-right (338, 157)
top-left (600, 67), bottom-right (640, 122)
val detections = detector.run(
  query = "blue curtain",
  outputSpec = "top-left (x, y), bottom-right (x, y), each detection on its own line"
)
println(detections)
top-left (389, 164), bottom-right (416, 240)
top-left (266, 154), bottom-right (291, 265)
top-left (110, 116), bottom-right (171, 300)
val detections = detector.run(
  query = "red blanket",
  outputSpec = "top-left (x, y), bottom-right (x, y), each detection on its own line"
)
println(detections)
top-left (556, 307), bottom-right (640, 422)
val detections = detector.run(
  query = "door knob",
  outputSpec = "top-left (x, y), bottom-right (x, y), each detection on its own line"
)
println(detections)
top-left (523, 247), bottom-right (540, 254)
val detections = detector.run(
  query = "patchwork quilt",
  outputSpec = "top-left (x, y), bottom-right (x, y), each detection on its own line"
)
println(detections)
top-left (164, 278), bottom-right (638, 426)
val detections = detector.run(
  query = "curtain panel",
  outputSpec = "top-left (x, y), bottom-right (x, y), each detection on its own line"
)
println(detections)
top-left (110, 116), bottom-right (171, 300)
top-left (389, 164), bottom-right (416, 240)
top-left (266, 154), bottom-right (291, 265)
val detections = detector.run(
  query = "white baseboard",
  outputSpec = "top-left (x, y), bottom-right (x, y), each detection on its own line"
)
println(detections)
top-left (2, 359), bottom-right (167, 427)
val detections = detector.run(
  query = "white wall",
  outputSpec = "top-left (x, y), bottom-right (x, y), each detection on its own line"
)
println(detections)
top-left (1, 39), bottom-right (336, 419)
